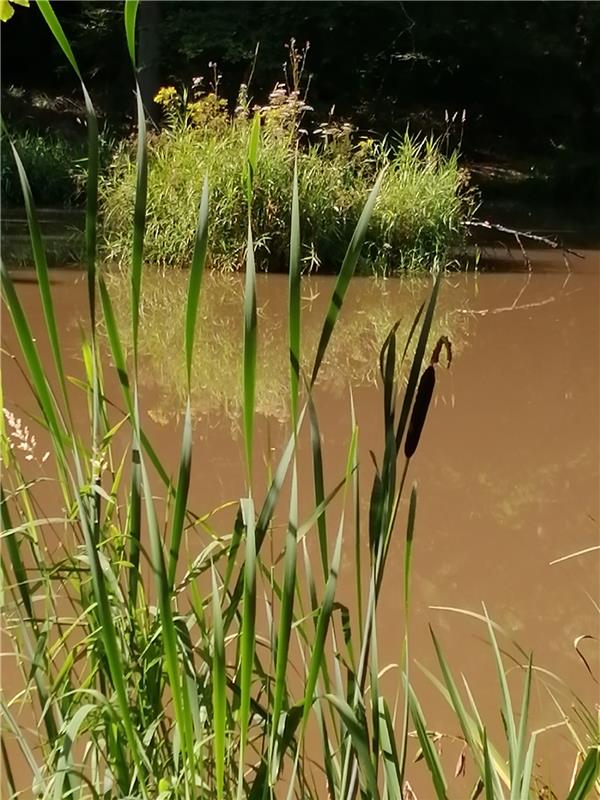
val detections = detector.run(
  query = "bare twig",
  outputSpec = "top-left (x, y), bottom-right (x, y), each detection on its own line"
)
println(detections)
top-left (466, 219), bottom-right (584, 271)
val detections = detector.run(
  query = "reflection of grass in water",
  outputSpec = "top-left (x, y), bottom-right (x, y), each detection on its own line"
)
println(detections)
top-left (107, 271), bottom-right (471, 422)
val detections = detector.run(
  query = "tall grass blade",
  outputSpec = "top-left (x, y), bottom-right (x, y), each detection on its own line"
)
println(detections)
top-left (212, 564), bottom-right (227, 800)
top-left (4, 612), bottom-right (60, 752)
top-left (139, 447), bottom-right (195, 791)
top-left (483, 730), bottom-right (498, 800)
top-left (349, 391), bottom-right (363, 640)
top-left (566, 748), bottom-right (600, 800)
top-left (35, 0), bottom-right (104, 557)
top-left (430, 627), bottom-right (483, 773)
top-left (369, 602), bottom-right (381, 785)
top-left (512, 654), bottom-right (533, 800)
top-left (380, 320), bottom-right (399, 427)
top-left (417, 658), bottom-right (509, 792)
top-left (403, 485), bottom-right (417, 614)
top-left (128, 439), bottom-right (142, 606)
top-left (5, 136), bottom-right (70, 410)
top-left (288, 158), bottom-right (301, 428)
top-left (399, 485), bottom-right (418, 788)
top-left (184, 175), bottom-right (210, 387)
top-left (0, 737), bottom-right (16, 798)
top-left (241, 114), bottom-right (259, 480)
top-left (400, 302), bottom-right (425, 367)
top-left (99, 271), bottom-right (143, 605)
top-left (313, 701), bottom-right (338, 800)
top-left (408, 683), bottom-right (448, 799)
top-left (325, 694), bottom-right (379, 799)
top-left (378, 698), bottom-right (402, 798)
top-left (245, 112), bottom-right (261, 209)
top-left (222, 416), bottom-right (301, 633)
top-left (222, 505), bottom-right (245, 598)
top-left (130, 85), bottom-right (147, 368)
top-left (98, 276), bottom-right (174, 492)
top-left (1, 486), bottom-right (32, 619)
top-left (270, 464), bottom-right (299, 781)
top-left (124, 0), bottom-right (139, 65)
top-left (483, 605), bottom-right (517, 779)
top-left (52, 703), bottom-right (96, 800)
top-left (74, 493), bottom-right (150, 794)
top-left (243, 220), bottom-right (257, 486)
top-left (307, 390), bottom-right (328, 579)
top-left (97, 276), bottom-right (131, 401)
top-left (519, 733), bottom-right (537, 800)
top-left (255, 414), bottom-right (301, 548)
top-left (83, 89), bottom-right (99, 330)
top-left (167, 399), bottom-right (193, 590)
top-left (1, 261), bottom-right (63, 443)
top-left (429, 606), bottom-right (529, 661)
top-left (300, 428), bottom-right (355, 735)
top-left (310, 169), bottom-right (385, 385)
top-left (237, 497), bottom-right (257, 800)
top-left (1, 701), bottom-right (45, 791)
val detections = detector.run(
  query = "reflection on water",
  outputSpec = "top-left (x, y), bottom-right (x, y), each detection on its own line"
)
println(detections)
top-left (2, 253), bottom-right (599, 795)
top-left (107, 270), bottom-right (471, 423)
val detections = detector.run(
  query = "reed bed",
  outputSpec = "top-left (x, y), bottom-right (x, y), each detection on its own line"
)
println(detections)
top-left (1, 3), bottom-right (598, 799)
top-left (99, 52), bottom-right (472, 275)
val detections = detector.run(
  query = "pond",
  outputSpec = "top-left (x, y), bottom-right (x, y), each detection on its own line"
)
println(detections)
top-left (2, 249), bottom-right (598, 796)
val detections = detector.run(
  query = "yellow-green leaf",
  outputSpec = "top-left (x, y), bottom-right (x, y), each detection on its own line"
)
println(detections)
top-left (1, 0), bottom-right (30, 23)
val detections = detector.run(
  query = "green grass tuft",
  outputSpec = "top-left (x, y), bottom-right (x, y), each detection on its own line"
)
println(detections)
top-left (99, 82), bottom-right (474, 274)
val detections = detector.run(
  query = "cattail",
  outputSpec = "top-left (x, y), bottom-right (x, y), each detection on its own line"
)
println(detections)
top-left (404, 365), bottom-right (436, 458)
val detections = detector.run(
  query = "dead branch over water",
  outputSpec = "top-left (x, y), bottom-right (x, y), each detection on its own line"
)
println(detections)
top-left (466, 219), bottom-right (585, 271)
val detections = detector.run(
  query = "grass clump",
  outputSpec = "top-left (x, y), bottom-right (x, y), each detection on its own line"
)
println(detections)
top-left (1, 128), bottom-right (115, 209)
top-left (0, 129), bottom-right (85, 207)
top-left (100, 62), bottom-right (473, 274)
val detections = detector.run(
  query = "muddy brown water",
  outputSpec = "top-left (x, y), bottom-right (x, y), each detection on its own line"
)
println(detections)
top-left (2, 250), bottom-right (599, 797)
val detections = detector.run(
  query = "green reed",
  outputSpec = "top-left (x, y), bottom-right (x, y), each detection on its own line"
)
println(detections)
top-left (1, 3), bottom-right (598, 800)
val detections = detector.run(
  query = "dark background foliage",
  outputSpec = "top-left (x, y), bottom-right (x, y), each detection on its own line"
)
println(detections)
top-left (2, 0), bottom-right (600, 209)
top-left (3, 1), bottom-right (599, 154)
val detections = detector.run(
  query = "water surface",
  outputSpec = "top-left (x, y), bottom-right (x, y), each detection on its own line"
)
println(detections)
top-left (2, 253), bottom-right (598, 796)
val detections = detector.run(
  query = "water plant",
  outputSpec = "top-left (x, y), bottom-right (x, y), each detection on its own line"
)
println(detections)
top-left (100, 47), bottom-right (472, 274)
top-left (1, 3), bottom-right (598, 800)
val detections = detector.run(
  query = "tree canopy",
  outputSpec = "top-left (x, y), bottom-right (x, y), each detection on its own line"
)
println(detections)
top-left (2, 1), bottom-right (599, 159)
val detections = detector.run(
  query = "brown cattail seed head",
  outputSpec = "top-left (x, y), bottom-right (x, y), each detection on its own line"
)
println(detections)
top-left (404, 365), bottom-right (436, 458)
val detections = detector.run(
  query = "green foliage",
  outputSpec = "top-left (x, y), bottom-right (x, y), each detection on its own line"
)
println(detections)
top-left (1, 6), bottom-right (598, 800)
top-left (100, 82), bottom-right (472, 274)
top-left (1, 130), bottom-right (83, 206)
top-left (0, 127), bottom-right (115, 210)
top-left (5, 1), bottom-right (599, 160)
